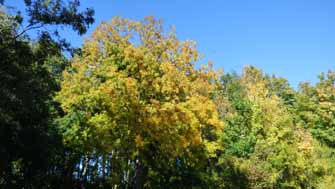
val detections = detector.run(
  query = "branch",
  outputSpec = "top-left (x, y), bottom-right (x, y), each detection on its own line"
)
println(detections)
top-left (13, 22), bottom-right (45, 40)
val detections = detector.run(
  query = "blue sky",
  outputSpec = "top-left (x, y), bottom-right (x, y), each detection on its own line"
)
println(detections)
top-left (12, 0), bottom-right (335, 87)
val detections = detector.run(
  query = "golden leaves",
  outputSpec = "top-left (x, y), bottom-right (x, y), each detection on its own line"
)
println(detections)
top-left (56, 16), bottom-right (224, 161)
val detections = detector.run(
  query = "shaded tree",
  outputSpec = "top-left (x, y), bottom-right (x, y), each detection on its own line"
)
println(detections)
top-left (0, 1), bottom-right (94, 187)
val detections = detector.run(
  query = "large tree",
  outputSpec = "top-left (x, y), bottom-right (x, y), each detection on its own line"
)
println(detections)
top-left (56, 16), bottom-right (223, 188)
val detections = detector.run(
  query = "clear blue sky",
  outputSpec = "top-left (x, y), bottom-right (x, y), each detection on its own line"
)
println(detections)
top-left (12, 0), bottom-right (335, 87)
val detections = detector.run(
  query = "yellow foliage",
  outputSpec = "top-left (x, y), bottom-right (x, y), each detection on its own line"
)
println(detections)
top-left (56, 16), bottom-right (223, 161)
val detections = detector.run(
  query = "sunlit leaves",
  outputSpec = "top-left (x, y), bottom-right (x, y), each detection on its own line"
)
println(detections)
top-left (56, 16), bottom-right (223, 186)
top-left (218, 66), bottom-right (324, 188)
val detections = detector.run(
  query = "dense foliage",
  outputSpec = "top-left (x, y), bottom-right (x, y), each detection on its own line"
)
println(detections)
top-left (1, 1), bottom-right (335, 188)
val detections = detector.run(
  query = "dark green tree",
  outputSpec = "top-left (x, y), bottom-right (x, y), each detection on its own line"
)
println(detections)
top-left (0, 1), bottom-right (94, 187)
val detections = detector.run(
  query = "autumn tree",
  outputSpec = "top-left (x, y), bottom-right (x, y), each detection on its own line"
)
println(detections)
top-left (2, 1), bottom-right (334, 187)
top-left (217, 66), bottom-right (324, 188)
top-left (294, 71), bottom-right (335, 147)
top-left (289, 70), bottom-right (335, 188)
top-left (56, 16), bottom-right (223, 188)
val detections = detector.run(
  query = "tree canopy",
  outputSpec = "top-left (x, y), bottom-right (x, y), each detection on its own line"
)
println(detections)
top-left (56, 16), bottom-right (223, 188)
top-left (1, 2), bottom-right (335, 188)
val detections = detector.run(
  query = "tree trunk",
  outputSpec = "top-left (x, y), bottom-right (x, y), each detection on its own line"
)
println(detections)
top-left (135, 158), bottom-right (147, 189)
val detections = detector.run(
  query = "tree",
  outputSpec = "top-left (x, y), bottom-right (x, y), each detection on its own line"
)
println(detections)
top-left (1, 0), bottom-right (94, 53)
top-left (0, 1), bottom-right (94, 187)
top-left (290, 70), bottom-right (335, 188)
top-left (217, 66), bottom-right (324, 188)
top-left (0, 10), bottom-right (58, 187)
top-left (294, 71), bottom-right (335, 147)
top-left (56, 16), bottom-right (223, 188)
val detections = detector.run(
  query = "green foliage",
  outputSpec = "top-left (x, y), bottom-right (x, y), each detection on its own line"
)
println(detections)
top-left (0, 1), bottom-right (94, 187)
top-left (0, 9), bottom-right (64, 187)
top-left (1, 2), bottom-right (335, 187)
top-left (217, 66), bottom-right (325, 188)
top-left (23, 0), bottom-right (94, 35)
top-left (294, 71), bottom-right (335, 147)
top-left (1, 0), bottom-right (94, 54)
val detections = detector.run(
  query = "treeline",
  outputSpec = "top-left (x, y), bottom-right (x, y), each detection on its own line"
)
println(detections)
top-left (1, 1), bottom-right (335, 188)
